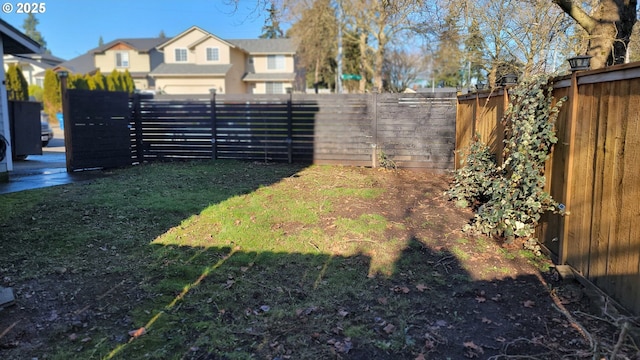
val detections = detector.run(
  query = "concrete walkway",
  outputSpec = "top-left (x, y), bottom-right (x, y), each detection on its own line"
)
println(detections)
top-left (0, 126), bottom-right (105, 194)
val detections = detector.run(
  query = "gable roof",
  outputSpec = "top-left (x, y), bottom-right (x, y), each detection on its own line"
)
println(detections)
top-left (187, 33), bottom-right (236, 50)
top-left (229, 38), bottom-right (296, 55)
top-left (54, 52), bottom-right (96, 74)
top-left (94, 37), bottom-right (165, 54)
top-left (156, 26), bottom-right (211, 50)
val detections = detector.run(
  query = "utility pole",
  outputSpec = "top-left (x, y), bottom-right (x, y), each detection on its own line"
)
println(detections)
top-left (336, 0), bottom-right (343, 94)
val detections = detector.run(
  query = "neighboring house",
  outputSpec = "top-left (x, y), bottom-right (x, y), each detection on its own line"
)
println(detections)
top-left (54, 37), bottom-right (165, 90)
top-left (0, 18), bottom-right (42, 180)
top-left (3, 52), bottom-right (64, 87)
top-left (150, 26), bottom-right (297, 95)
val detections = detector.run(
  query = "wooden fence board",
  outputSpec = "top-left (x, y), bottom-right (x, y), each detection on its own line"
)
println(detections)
top-left (456, 63), bottom-right (640, 315)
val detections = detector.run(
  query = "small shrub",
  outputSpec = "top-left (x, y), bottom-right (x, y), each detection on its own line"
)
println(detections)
top-left (447, 136), bottom-right (497, 209)
top-left (450, 74), bottom-right (566, 254)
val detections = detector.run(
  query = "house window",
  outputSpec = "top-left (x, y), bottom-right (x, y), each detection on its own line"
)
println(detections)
top-left (206, 47), bottom-right (219, 61)
top-left (267, 55), bottom-right (285, 70)
top-left (116, 51), bottom-right (129, 68)
top-left (175, 48), bottom-right (188, 62)
top-left (265, 82), bottom-right (283, 94)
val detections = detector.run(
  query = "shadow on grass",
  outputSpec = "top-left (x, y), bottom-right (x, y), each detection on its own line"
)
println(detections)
top-left (0, 162), bottom-right (621, 359)
top-left (99, 239), bottom-right (589, 360)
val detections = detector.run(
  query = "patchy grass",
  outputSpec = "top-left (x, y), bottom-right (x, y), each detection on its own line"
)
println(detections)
top-left (0, 161), bottom-right (636, 359)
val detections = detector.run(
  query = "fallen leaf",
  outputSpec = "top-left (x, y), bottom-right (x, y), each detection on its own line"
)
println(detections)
top-left (391, 285), bottom-right (410, 294)
top-left (463, 341), bottom-right (484, 358)
top-left (259, 305), bottom-right (270, 312)
top-left (223, 279), bottom-right (235, 289)
top-left (68, 333), bottom-right (78, 341)
top-left (481, 317), bottom-right (492, 324)
top-left (523, 300), bottom-right (535, 308)
top-left (475, 296), bottom-right (486, 303)
top-left (383, 323), bottom-right (396, 334)
top-left (495, 336), bottom-right (506, 342)
top-left (378, 297), bottom-right (388, 305)
top-left (129, 327), bottom-right (146, 338)
top-left (240, 266), bottom-right (249, 272)
top-left (416, 284), bottom-right (429, 292)
top-left (337, 309), bottom-right (349, 317)
top-left (415, 354), bottom-right (426, 360)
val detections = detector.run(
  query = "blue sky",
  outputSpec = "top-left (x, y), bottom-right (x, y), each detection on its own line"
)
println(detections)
top-left (0, 0), bottom-right (277, 60)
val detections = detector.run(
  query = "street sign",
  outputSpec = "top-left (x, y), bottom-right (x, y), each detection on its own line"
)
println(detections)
top-left (341, 74), bottom-right (362, 80)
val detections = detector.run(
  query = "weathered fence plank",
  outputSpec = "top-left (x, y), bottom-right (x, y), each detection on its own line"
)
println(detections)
top-left (455, 63), bottom-right (640, 315)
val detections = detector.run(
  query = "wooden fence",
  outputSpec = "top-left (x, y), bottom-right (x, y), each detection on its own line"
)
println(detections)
top-left (456, 63), bottom-right (640, 315)
top-left (130, 92), bottom-right (456, 170)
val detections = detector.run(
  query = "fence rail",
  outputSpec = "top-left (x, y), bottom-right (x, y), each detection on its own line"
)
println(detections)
top-left (456, 62), bottom-right (640, 315)
top-left (128, 92), bottom-right (457, 170)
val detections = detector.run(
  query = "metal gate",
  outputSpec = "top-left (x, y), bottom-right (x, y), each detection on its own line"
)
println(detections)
top-left (64, 89), bottom-right (131, 171)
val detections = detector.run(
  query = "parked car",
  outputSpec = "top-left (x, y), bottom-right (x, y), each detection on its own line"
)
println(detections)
top-left (41, 111), bottom-right (54, 147)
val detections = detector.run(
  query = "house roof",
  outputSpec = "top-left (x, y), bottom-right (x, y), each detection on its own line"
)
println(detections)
top-left (54, 37), bottom-right (165, 75)
top-left (149, 63), bottom-right (232, 77)
top-left (242, 72), bottom-right (296, 82)
top-left (5, 52), bottom-right (65, 65)
top-left (0, 18), bottom-right (42, 55)
top-left (156, 26), bottom-right (210, 50)
top-left (188, 34), bottom-right (236, 50)
top-left (4, 55), bottom-right (58, 71)
top-left (54, 52), bottom-right (96, 74)
top-left (94, 37), bottom-right (166, 54)
top-left (229, 38), bottom-right (296, 54)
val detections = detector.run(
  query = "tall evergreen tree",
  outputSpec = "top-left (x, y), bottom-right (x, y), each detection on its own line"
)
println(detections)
top-left (98, 36), bottom-right (104, 47)
top-left (464, 19), bottom-right (485, 86)
top-left (22, 14), bottom-right (47, 50)
top-left (259, 2), bottom-right (284, 39)
top-left (107, 69), bottom-right (121, 91)
top-left (123, 70), bottom-right (135, 93)
top-left (159, 30), bottom-right (167, 39)
top-left (42, 69), bottom-right (61, 119)
top-left (433, 12), bottom-right (463, 87)
top-left (92, 70), bottom-right (106, 90)
top-left (5, 64), bottom-right (29, 101)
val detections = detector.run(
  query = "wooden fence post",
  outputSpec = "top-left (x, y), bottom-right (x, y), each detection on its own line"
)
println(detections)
top-left (371, 88), bottom-right (379, 168)
top-left (559, 72), bottom-right (579, 265)
top-left (210, 88), bottom-right (217, 160)
top-left (287, 88), bottom-right (293, 164)
top-left (132, 93), bottom-right (144, 163)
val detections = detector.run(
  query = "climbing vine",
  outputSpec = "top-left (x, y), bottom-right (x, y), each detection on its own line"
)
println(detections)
top-left (449, 75), bottom-right (566, 253)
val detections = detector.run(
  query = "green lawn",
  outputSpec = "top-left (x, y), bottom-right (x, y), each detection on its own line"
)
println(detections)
top-left (0, 161), bottom-right (617, 360)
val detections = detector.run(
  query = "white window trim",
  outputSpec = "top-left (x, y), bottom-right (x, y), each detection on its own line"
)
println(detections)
top-left (175, 48), bottom-right (188, 62)
top-left (206, 47), bottom-right (220, 62)
top-left (115, 51), bottom-right (129, 68)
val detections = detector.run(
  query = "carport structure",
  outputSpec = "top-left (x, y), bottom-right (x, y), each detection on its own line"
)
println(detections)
top-left (0, 18), bottom-right (43, 182)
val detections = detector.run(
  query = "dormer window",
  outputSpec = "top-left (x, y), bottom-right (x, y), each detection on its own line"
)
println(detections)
top-left (175, 48), bottom-right (188, 62)
top-left (206, 47), bottom-right (219, 62)
top-left (116, 51), bottom-right (129, 68)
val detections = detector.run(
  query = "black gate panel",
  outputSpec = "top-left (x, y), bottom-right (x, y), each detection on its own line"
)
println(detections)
top-left (9, 101), bottom-right (42, 158)
top-left (65, 90), bottom-right (131, 171)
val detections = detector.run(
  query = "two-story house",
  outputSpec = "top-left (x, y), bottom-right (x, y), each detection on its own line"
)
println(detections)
top-left (150, 26), bottom-right (297, 95)
top-left (54, 37), bottom-right (165, 90)
top-left (51, 26), bottom-right (297, 95)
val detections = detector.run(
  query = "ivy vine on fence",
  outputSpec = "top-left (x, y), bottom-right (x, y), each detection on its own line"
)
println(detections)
top-left (448, 75), bottom-right (567, 254)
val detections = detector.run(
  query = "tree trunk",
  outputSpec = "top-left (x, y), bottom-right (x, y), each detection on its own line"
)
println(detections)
top-left (553, 0), bottom-right (637, 69)
top-left (358, 31), bottom-right (367, 93)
